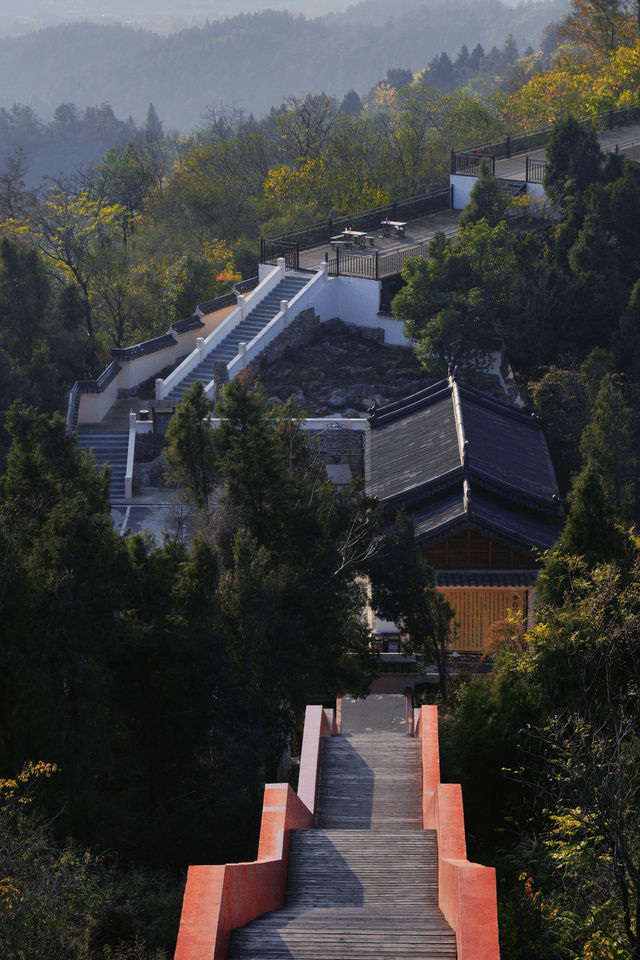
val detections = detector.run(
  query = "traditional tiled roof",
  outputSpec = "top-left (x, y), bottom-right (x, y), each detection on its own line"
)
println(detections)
top-left (366, 374), bottom-right (563, 554)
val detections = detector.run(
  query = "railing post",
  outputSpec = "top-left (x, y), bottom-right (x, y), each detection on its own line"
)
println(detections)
top-left (196, 336), bottom-right (206, 359)
top-left (155, 378), bottom-right (164, 402)
top-left (491, 156), bottom-right (496, 176)
top-left (451, 149), bottom-right (456, 174)
top-left (450, 183), bottom-right (454, 208)
top-left (336, 245), bottom-right (341, 277)
top-left (260, 237), bottom-right (265, 263)
top-left (278, 256), bottom-right (286, 279)
top-left (238, 294), bottom-right (247, 321)
top-left (295, 242), bottom-right (299, 271)
top-left (525, 155), bottom-right (529, 183)
top-left (375, 250), bottom-right (379, 281)
top-left (281, 300), bottom-right (289, 328)
top-left (239, 342), bottom-right (247, 370)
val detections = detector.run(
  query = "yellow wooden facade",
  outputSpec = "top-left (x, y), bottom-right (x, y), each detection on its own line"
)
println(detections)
top-left (438, 587), bottom-right (529, 653)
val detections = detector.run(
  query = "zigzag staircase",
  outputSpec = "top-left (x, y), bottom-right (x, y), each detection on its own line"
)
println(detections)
top-left (228, 726), bottom-right (457, 960)
top-left (167, 271), bottom-right (310, 403)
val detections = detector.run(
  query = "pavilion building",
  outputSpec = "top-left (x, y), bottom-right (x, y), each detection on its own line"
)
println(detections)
top-left (365, 373), bottom-right (563, 653)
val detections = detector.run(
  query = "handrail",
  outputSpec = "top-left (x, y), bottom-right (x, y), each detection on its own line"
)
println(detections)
top-left (173, 704), bottom-right (334, 960)
top-left (415, 705), bottom-right (500, 960)
top-left (158, 262), bottom-right (285, 401)
top-left (222, 268), bottom-right (319, 384)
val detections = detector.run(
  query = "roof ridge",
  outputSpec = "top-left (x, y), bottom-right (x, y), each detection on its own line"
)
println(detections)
top-left (456, 379), bottom-right (540, 426)
top-left (368, 378), bottom-right (449, 425)
top-left (468, 468), bottom-right (563, 515)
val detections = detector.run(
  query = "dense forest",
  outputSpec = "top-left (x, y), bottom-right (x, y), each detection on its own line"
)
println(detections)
top-left (2, 0), bottom-right (640, 954)
top-left (0, 0), bottom-right (565, 126)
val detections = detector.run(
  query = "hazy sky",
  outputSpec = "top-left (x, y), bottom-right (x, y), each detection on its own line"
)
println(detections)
top-left (0, 0), bottom-right (350, 35)
top-left (0, 0), bottom-right (530, 36)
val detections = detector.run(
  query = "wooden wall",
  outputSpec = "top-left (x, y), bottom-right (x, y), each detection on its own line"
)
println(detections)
top-left (439, 587), bottom-right (528, 652)
top-left (423, 529), bottom-right (536, 570)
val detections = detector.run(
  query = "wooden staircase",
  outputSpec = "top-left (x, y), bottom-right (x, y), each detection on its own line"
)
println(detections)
top-left (228, 731), bottom-right (457, 960)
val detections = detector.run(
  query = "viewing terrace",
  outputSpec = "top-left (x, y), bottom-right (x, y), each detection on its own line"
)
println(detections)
top-left (262, 102), bottom-right (640, 283)
top-left (261, 191), bottom-right (460, 280)
top-left (452, 103), bottom-right (640, 184)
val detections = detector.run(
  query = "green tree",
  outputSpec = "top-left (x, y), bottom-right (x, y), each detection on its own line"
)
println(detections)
top-left (368, 513), bottom-right (453, 698)
top-left (458, 161), bottom-right (511, 227)
top-left (393, 220), bottom-right (519, 373)
top-left (543, 115), bottom-right (602, 207)
top-left (580, 373), bottom-right (637, 516)
top-left (165, 381), bottom-right (217, 510)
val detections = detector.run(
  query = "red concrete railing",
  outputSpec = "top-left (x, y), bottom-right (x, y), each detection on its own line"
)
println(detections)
top-left (415, 704), bottom-right (501, 960)
top-left (174, 704), bottom-right (334, 960)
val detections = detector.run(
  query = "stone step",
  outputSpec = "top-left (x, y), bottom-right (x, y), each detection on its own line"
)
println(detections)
top-left (76, 430), bottom-right (129, 498)
top-left (167, 272), bottom-right (312, 401)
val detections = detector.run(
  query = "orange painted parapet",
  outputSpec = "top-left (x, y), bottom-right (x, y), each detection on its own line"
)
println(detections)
top-left (415, 705), bottom-right (501, 960)
top-left (297, 704), bottom-right (334, 816)
top-left (174, 705), bottom-right (334, 960)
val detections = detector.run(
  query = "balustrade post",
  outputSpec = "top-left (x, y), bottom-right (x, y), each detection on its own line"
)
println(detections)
top-left (239, 342), bottom-right (247, 370)
top-left (525, 155), bottom-right (529, 183)
top-left (277, 256), bottom-right (286, 278)
top-left (375, 250), bottom-right (379, 281)
top-left (336, 245), bottom-right (341, 277)
top-left (196, 337), bottom-right (205, 359)
top-left (238, 295), bottom-right (247, 321)
top-left (281, 300), bottom-right (289, 328)
top-left (155, 378), bottom-right (163, 402)
top-left (451, 149), bottom-right (456, 174)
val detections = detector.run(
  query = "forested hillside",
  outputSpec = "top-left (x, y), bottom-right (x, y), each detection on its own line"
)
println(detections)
top-left (0, 0), bottom-right (565, 127)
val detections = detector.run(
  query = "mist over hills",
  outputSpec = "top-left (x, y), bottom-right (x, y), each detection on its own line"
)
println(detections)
top-left (0, 0), bottom-right (567, 129)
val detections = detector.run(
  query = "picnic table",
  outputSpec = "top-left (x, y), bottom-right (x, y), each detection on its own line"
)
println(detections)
top-left (330, 229), bottom-right (373, 249)
top-left (381, 219), bottom-right (407, 238)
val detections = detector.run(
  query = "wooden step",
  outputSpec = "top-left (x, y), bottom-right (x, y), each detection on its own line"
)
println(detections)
top-left (227, 725), bottom-right (457, 960)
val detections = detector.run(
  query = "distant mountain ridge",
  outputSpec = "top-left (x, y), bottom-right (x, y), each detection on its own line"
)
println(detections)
top-left (0, 0), bottom-right (567, 129)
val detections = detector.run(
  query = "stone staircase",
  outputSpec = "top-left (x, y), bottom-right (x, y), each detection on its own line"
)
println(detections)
top-left (167, 272), bottom-right (310, 402)
top-left (228, 730), bottom-right (457, 960)
top-left (76, 430), bottom-right (128, 500)
top-left (498, 177), bottom-right (527, 197)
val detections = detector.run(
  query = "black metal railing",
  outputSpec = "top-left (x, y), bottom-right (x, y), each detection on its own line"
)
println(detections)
top-left (526, 157), bottom-right (546, 183)
top-left (261, 188), bottom-right (450, 264)
top-left (451, 153), bottom-right (495, 177)
top-left (451, 99), bottom-right (640, 177)
top-left (327, 237), bottom-right (432, 279)
top-left (261, 239), bottom-right (300, 269)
